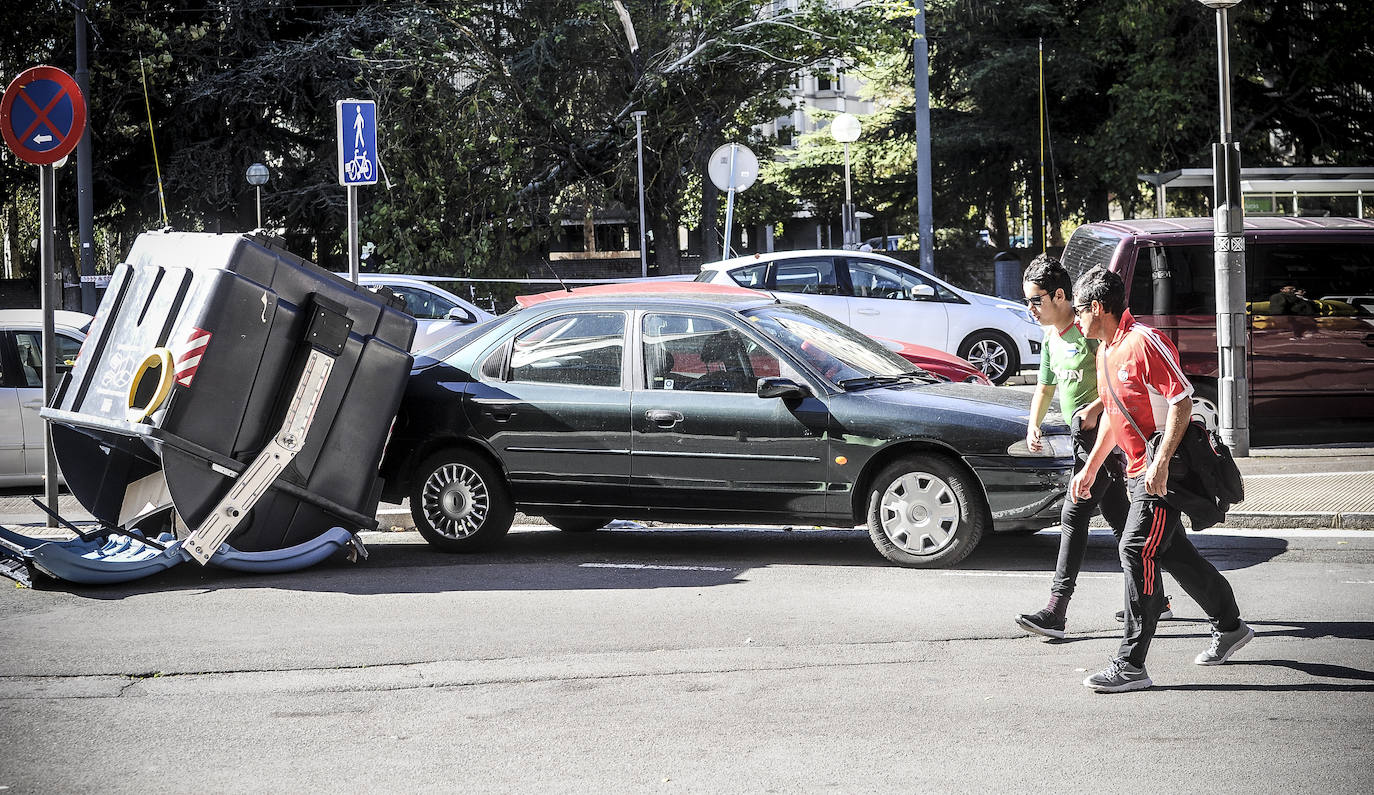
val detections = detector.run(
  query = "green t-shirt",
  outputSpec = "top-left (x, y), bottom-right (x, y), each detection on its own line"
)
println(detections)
top-left (1037, 324), bottom-right (1100, 419)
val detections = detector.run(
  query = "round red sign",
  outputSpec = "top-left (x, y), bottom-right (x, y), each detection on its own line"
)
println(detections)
top-left (1, 65), bottom-right (88, 166)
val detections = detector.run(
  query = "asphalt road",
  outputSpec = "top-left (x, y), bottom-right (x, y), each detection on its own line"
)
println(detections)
top-left (2, 525), bottom-right (1372, 793)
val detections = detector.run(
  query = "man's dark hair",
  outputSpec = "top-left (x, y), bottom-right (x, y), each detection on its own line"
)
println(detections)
top-left (1073, 266), bottom-right (1126, 316)
top-left (1022, 253), bottom-right (1072, 299)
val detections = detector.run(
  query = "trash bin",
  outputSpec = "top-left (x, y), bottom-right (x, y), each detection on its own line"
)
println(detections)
top-left (2, 231), bottom-right (415, 585)
top-left (993, 251), bottom-right (1023, 302)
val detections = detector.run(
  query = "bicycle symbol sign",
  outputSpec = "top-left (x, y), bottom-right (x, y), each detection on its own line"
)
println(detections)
top-left (336, 99), bottom-right (377, 186)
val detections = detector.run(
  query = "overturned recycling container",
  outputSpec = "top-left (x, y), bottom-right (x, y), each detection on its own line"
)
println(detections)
top-left (1, 231), bottom-right (414, 585)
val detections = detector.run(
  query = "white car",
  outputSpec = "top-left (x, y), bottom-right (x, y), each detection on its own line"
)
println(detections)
top-left (350, 274), bottom-right (495, 352)
top-left (0, 309), bottom-right (92, 486)
top-left (697, 250), bottom-right (1041, 383)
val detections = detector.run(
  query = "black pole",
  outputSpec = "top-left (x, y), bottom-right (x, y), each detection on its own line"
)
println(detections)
top-left (75, 0), bottom-right (97, 313)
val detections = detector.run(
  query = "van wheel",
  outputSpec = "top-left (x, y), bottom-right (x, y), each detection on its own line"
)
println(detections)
top-left (1191, 383), bottom-right (1221, 434)
top-left (958, 331), bottom-right (1019, 385)
top-left (866, 455), bottom-right (987, 568)
top-left (409, 449), bottom-right (514, 552)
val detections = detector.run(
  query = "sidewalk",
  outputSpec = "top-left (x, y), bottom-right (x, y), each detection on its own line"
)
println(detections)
top-left (3, 445), bottom-right (1371, 534)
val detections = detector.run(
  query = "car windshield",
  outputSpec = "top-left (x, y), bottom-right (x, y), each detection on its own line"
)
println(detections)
top-left (742, 303), bottom-right (922, 385)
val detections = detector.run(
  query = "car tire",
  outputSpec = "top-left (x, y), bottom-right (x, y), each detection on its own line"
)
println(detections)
top-left (1191, 382), bottom-right (1221, 434)
top-left (409, 449), bottom-right (514, 552)
top-left (866, 455), bottom-right (987, 568)
top-left (958, 331), bottom-right (1019, 385)
top-left (545, 516), bottom-right (609, 532)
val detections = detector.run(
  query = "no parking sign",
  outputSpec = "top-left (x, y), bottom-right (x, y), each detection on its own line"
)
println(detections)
top-left (1, 65), bottom-right (87, 165)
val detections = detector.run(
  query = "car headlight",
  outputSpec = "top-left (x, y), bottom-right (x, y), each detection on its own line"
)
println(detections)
top-left (1007, 434), bottom-right (1074, 458)
top-left (1002, 305), bottom-right (1037, 326)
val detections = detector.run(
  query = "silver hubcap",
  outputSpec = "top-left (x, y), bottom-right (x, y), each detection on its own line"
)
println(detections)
top-left (879, 471), bottom-right (961, 555)
top-left (422, 462), bottom-right (489, 540)
top-left (966, 339), bottom-right (1009, 381)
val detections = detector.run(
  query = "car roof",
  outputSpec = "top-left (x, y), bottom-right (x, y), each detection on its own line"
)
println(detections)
top-left (516, 281), bottom-right (772, 309)
top-left (1078, 216), bottom-right (1374, 237)
top-left (0, 309), bottom-right (93, 332)
top-left (703, 248), bottom-right (912, 272)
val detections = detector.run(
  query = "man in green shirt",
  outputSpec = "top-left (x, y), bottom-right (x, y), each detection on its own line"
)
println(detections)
top-left (1014, 255), bottom-right (1141, 639)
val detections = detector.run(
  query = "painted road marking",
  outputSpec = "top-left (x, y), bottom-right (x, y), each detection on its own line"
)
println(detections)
top-left (580, 562), bottom-right (735, 572)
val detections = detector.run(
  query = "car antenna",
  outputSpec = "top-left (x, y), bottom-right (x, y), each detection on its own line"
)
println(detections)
top-left (543, 260), bottom-right (573, 293)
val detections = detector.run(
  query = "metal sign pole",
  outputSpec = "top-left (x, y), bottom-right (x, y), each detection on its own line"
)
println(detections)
top-left (347, 184), bottom-right (360, 282)
top-left (39, 164), bottom-right (59, 526)
top-left (722, 143), bottom-right (739, 258)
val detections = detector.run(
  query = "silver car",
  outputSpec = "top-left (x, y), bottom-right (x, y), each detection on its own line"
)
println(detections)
top-left (0, 309), bottom-right (92, 486)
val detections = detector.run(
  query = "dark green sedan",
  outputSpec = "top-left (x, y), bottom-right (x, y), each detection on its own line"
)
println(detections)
top-left (379, 283), bottom-right (1073, 568)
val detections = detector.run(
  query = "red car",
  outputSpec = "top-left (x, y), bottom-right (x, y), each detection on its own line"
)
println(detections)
top-left (876, 337), bottom-right (993, 385)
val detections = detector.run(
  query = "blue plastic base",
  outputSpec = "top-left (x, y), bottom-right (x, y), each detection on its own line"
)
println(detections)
top-left (0, 525), bottom-right (360, 585)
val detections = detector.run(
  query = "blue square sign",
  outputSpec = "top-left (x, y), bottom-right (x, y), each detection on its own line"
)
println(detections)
top-left (336, 99), bottom-right (378, 186)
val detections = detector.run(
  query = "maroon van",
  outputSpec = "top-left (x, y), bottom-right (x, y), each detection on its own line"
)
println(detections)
top-left (1060, 217), bottom-right (1374, 432)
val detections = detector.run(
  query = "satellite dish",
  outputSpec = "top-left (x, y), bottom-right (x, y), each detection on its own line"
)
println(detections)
top-left (708, 144), bottom-right (758, 192)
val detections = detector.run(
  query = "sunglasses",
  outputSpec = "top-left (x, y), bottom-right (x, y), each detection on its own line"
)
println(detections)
top-left (1023, 294), bottom-right (1047, 307)
top-left (1073, 302), bottom-right (1093, 314)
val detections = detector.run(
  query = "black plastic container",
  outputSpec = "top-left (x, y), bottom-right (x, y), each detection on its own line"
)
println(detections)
top-left (43, 231), bottom-right (415, 553)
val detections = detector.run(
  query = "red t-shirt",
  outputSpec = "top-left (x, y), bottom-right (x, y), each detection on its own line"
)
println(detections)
top-left (1096, 310), bottom-right (1195, 477)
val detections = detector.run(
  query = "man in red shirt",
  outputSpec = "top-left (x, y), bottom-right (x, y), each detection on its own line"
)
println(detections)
top-left (1069, 267), bottom-right (1252, 693)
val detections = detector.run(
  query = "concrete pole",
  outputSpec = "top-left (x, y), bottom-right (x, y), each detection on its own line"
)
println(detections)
top-left (75, 0), bottom-right (98, 313)
top-left (913, 0), bottom-right (935, 275)
top-left (1210, 5), bottom-right (1249, 456)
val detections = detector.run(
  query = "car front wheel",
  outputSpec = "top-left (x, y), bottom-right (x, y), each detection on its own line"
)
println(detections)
top-left (958, 331), bottom-right (1019, 385)
top-left (866, 456), bottom-right (986, 568)
top-left (409, 449), bottom-right (514, 551)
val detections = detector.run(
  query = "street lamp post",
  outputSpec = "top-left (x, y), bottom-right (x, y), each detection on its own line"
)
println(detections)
top-left (245, 163), bottom-right (269, 230)
top-left (1200, 0), bottom-right (1248, 456)
top-left (831, 113), bottom-right (861, 249)
top-left (631, 111), bottom-right (648, 278)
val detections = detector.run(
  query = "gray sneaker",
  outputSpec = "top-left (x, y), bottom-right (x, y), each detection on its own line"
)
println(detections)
top-left (1195, 621), bottom-right (1254, 665)
top-left (1083, 658), bottom-right (1153, 693)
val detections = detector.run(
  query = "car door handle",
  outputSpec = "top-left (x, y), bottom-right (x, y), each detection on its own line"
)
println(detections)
top-left (481, 404), bottom-right (518, 421)
top-left (645, 409), bottom-right (684, 428)
top-left (856, 308), bottom-right (880, 316)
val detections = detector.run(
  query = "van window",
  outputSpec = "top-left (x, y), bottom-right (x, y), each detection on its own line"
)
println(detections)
top-left (1062, 226), bottom-right (1124, 284)
top-left (1246, 242), bottom-right (1374, 313)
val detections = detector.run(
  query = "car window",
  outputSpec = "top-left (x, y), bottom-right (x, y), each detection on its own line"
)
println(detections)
top-left (771, 257), bottom-right (840, 295)
top-left (509, 312), bottom-right (625, 388)
top-left (695, 270), bottom-right (719, 283)
top-left (724, 262), bottom-right (769, 289)
top-left (843, 257), bottom-right (953, 301)
top-left (12, 331), bottom-right (82, 387)
top-left (385, 284), bottom-right (473, 322)
top-left (642, 313), bottom-right (779, 393)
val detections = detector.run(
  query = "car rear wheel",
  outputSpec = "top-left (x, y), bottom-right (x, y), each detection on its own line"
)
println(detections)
top-left (545, 516), bottom-right (609, 532)
top-left (409, 449), bottom-right (513, 551)
top-left (866, 455), bottom-right (986, 568)
top-left (958, 331), bottom-right (1019, 385)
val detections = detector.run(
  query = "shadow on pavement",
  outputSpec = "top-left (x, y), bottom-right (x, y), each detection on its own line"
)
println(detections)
top-left (963, 529), bottom-right (1289, 573)
top-left (19, 525), bottom-right (1296, 599)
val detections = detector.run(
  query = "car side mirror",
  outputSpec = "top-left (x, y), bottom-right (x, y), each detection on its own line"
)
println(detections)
top-left (910, 284), bottom-right (935, 300)
top-left (757, 377), bottom-right (810, 400)
top-left (446, 307), bottom-right (472, 322)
